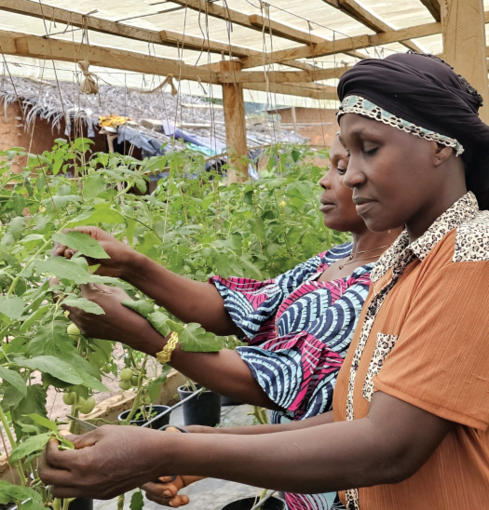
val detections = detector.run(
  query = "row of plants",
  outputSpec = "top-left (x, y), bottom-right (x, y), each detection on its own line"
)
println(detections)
top-left (0, 138), bottom-right (348, 509)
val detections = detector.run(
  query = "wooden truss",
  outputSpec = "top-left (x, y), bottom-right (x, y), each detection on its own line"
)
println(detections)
top-left (0, 0), bottom-right (488, 180)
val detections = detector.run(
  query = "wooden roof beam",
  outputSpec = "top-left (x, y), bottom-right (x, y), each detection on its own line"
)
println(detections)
top-left (321, 0), bottom-right (425, 53)
top-left (241, 19), bottom-right (445, 68)
top-left (0, 0), bottom-right (259, 60)
top-left (218, 66), bottom-right (352, 84)
top-left (0, 29), bottom-right (219, 83)
top-left (420, 0), bottom-right (441, 22)
top-left (0, 29), bottom-right (337, 100)
top-left (246, 82), bottom-right (337, 100)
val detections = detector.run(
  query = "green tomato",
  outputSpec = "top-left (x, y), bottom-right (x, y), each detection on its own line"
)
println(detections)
top-left (119, 380), bottom-right (132, 391)
top-left (120, 368), bottom-right (133, 382)
top-left (67, 323), bottom-right (81, 336)
top-left (131, 375), bottom-right (139, 387)
top-left (63, 391), bottom-right (77, 406)
top-left (102, 363), bottom-right (112, 375)
top-left (79, 396), bottom-right (96, 415)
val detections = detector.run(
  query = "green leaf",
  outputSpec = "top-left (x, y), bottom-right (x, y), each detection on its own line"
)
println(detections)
top-left (70, 204), bottom-right (126, 226)
top-left (35, 257), bottom-right (91, 284)
top-left (20, 305), bottom-right (50, 333)
top-left (27, 321), bottom-right (78, 358)
top-left (130, 490), bottom-right (144, 510)
top-left (52, 231), bottom-right (110, 260)
top-left (9, 432), bottom-right (52, 464)
top-left (17, 385), bottom-right (47, 417)
top-left (0, 480), bottom-right (43, 505)
top-left (148, 311), bottom-right (170, 337)
top-left (0, 296), bottom-right (24, 320)
top-left (122, 299), bottom-right (154, 319)
top-left (167, 321), bottom-right (224, 353)
top-left (28, 413), bottom-right (57, 432)
top-left (63, 297), bottom-right (105, 315)
top-left (18, 356), bottom-right (83, 385)
top-left (0, 367), bottom-right (27, 398)
top-left (83, 174), bottom-right (106, 200)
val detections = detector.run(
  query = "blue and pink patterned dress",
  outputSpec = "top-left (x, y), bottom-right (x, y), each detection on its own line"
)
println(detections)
top-left (211, 242), bottom-right (373, 510)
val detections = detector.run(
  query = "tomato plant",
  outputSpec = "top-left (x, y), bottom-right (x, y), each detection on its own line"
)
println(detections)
top-left (0, 139), bottom-right (348, 508)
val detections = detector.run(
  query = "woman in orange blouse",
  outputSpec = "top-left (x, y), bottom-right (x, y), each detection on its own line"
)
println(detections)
top-left (40, 52), bottom-right (489, 510)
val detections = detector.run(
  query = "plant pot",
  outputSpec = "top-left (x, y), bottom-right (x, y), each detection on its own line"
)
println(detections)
top-left (68, 498), bottom-right (93, 510)
top-left (221, 496), bottom-right (286, 510)
top-left (118, 405), bottom-right (171, 429)
top-left (221, 395), bottom-right (245, 407)
top-left (178, 385), bottom-right (221, 427)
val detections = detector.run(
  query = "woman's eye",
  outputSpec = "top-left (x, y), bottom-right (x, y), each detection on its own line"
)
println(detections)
top-left (363, 146), bottom-right (378, 156)
top-left (337, 167), bottom-right (347, 175)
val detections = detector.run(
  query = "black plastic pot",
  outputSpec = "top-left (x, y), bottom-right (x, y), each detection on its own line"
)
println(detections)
top-left (68, 498), bottom-right (93, 510)
top-left (178, 385), bottom-right (221, 427)
top-left (118, 405), bottom-right (171, 429)
top-left (221, 395), bottom-right (245, 407)
top-left (221, 496), bottom-right (286, 510)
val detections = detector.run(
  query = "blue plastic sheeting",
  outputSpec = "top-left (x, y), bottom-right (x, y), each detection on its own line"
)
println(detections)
top-left (117, 125), bottom-right (167, 156)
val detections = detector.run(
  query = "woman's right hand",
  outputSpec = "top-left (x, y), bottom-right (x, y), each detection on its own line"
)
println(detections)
top-left (53, 226), bottom-right (139, 279)
top-left (142, 475), bottom-right (205, 507)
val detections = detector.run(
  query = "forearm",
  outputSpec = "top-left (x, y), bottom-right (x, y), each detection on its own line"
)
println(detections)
top-left (126, 320), bottom-right (279, 410)
top-left (123, 254), bottom-right (239, 336)
top-left (203, 411), bottom-right (334, 435)
top-left (155, 418), bottom-right (397, 494)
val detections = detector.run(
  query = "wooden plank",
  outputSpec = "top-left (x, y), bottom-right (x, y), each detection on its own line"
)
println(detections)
top-left (241, 20), bottom-right (443, 68)
top-left (0, 29), bottom-right (219, 83)
top-left (246, 82), bottom-right (337, 100)
top-left (337, 0), bottom-right (424, 53)
top-left (217, 66), bottom-right (351, 84)
top-left (160, 30), bottom-right (259, 57)
top-left (420, 0), bottom-right (441, 21)
top-left (442, 0), bottom-right (489, 122)
top-left (248, 14), bottom-right (325, 45)
top-left (220, 61), bottom-right (248, 183)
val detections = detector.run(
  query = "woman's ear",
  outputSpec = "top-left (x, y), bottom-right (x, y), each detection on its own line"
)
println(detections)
top-left (433, 143), bottom-right (455, 167)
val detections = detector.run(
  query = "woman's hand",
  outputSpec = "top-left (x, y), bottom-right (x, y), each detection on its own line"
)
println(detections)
top-left (142, 426), bottom-right (214, 507)
top-left (53, 226), bottom-right (139, 279)
top-left (63, 283), bottom-right (164, 354)
top-left (142, 475), bottom-right (204, 508)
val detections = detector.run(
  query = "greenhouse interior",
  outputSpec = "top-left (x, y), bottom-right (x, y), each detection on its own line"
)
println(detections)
top-left (1, 1), bottom-right (489, 510)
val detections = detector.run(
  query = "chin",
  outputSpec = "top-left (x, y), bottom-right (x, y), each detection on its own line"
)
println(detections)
top-left (362, 215), bottom-right (395, 233)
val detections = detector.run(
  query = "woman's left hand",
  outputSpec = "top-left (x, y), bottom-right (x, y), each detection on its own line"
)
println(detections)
top-left (63, 284), bottom-right (163, 352)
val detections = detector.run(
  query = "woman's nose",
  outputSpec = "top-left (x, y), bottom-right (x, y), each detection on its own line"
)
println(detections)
top-left (343, 158), bottom-right (365, 189)
top-left (318, 171), bottom-right (331, 190)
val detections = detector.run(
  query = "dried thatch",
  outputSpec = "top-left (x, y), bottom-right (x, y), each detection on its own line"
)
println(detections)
top-left (0, 76), bottom-right (306, 151)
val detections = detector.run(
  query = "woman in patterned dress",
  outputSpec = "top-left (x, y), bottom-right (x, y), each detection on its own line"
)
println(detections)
top-left (53, 136), bottom-right (400, 510)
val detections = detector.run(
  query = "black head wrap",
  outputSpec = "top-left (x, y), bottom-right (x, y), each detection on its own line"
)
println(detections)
top-left (337, 52), bottom-right (489, 209)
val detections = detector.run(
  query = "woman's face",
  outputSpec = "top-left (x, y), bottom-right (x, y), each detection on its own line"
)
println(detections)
top-left (319, 135), bottom-right (367, 233)
top-left (339, 113), bottom-right (443, 233)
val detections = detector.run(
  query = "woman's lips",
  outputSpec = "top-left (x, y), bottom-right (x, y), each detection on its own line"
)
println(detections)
top-left (320, 202), bottom-right (335, 212)
top-left (355, 200), bottom-right (377, 215)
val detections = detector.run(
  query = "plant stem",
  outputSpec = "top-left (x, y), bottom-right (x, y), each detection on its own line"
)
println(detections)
top-left (117, 494), bottom-right (125, 510)
top-left (0, 405), bottom-right (27, 486)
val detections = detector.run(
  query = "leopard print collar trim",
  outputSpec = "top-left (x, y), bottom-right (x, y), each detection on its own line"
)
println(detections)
top-left (371, 192), bottom-right (479, 283)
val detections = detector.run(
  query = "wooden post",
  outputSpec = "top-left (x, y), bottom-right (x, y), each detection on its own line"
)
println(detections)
top-left (441, 0), bottom-right (489, 123)
top-left (291, 106), bottom-right (298, 133)
top-left (220, 60), bottom-right (248, 183)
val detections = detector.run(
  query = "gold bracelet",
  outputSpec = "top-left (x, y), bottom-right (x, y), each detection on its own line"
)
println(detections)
top-left (156, 331), bottom-right (179, 365)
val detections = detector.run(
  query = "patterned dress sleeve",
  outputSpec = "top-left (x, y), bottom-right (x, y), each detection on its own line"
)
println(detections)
top-left (237, 267), bottom-right (372, 420)
top-left (210, 253), bottom-right (326, 342)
